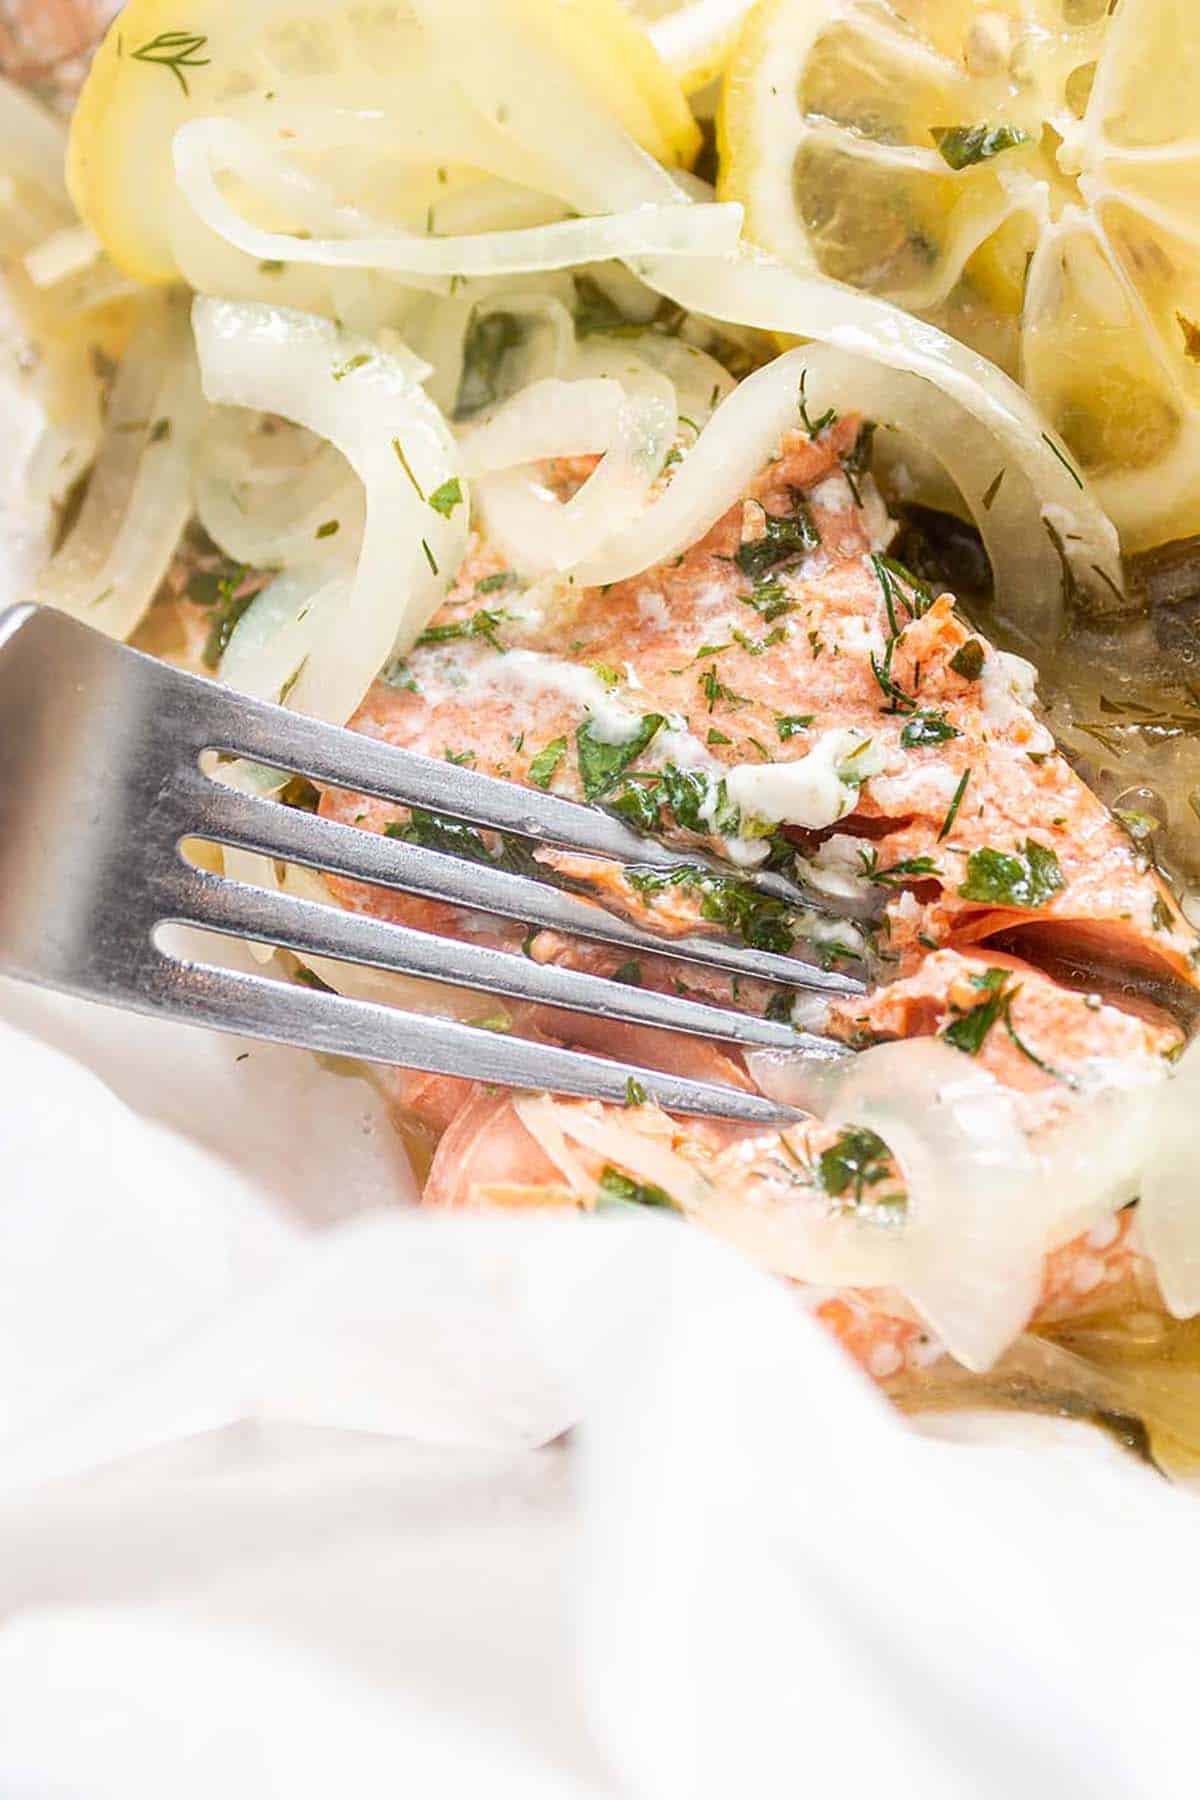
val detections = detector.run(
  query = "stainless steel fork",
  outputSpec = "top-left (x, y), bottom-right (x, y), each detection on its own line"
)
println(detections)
top-left (0, 604), bottom-right (866, 1126)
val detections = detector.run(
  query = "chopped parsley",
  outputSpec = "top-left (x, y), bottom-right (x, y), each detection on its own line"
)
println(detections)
top-left (456, 309), bottom-right (524, 417)
top-left (741, 580), bottom-right (793, 622)
top-left (624, 1077), bottom-right (648, 1108)
top-left (576, 714), bottom-right (665, 800)
top-left (941, 967), bottom-right (1009, 1055)
top-left (415, 607), bottom-right (509, 652)
top-left (775, 714), bottom-right (814, 740)
top-left (428, 477), bottom-right (463, 518)
top-left (958, 839), bottom-right (1065, 908)
top-left (476, 569), bottom-right (518, 594)
top-left (798, 368), bottom-right (836, 438)
top-left (707, 727), bottom-right (733, 746)
top-left (860, 850), bottom-right (939, 888)
top-left (611, 959), bottom-right (643, 986)
top-left (734, 499), bottom-right (818, 581)
top-left (315, 518), bottom-right (339, 539)
top-left (596, 1165), bottom-right (678, 1211)
top-left (699, 665), bottom-right (750, 711)
top-left (816, 1126), bottom-right (903, 1210)
top-left (628, 864), bottom-right (799, 955)
top-left (443, 747), bottom-right (475, 766)
top-left (194, 563), bottom-right (253, 670)
top-left (527, 736), bottom-right (567, 789)
top-left (931, 123), bottom-right (1032, 169)
top-left (949, 638), bottom-right (986, 681)
top-left (385, 808), bottom-right (536, 878)
top-left (901, 709), bottom-right (959, 748)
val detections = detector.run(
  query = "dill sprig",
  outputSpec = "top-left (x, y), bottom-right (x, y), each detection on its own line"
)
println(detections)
top-left (131, 30), bottom-right (211, 97)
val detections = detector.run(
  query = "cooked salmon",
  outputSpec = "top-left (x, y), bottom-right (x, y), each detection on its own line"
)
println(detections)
top-left (316, 409), bottom-right (1199, 1377)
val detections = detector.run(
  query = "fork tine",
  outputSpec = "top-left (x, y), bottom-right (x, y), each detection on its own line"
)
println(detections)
top-left (171, 863), bottom-right (849, 1056)
top-left (145, 947), bottom-right (810, 1125)
top-left (192, 654), bottom-right (869, 918)
top-left (181, 768), bottom-right (868, 998)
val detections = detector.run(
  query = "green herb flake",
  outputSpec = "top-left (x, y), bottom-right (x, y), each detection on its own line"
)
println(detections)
top-left (734, 500), bottom-right (818, 581)
top-left (959, 838), bottom-right (1066, 908)
top-left (456, 309), bottom-right (524, 418)
top-left (901, 709), bottom-right (959, 748)
top-left (941, 967), bottom-right (1009, 1055)
top-left (416, 606), bottom-right (509, 652)
top-left (699, 665), bottom-right (749, 712)
top-left (612, 959), bottom-right (643, 986)
top-left (937, 768), bottom-right (972, 842)
top-left (315, 518), bottom-right (339, 539)
top-left (596, 1165), bottom-right (677, 1211)
top-left (624, 1076), bottom-right (648, 1108)
top-left (798, 368), bottom-right (837, 438)
top-left (332, 352), bottom-right (373, 382)
top-left (476, 569), bottom-right (517, 594)
top-left (775, 714), bottom-right (814, 740)
top-left (949, 638), bottom-right (986, 681)
top-left (392, 437), bottom-right (425, 499)
top-left (931, 123), bottom-right (1032, 170)
top-left (149, 416), bottom-right (171, 443)
top-left (741, 580), bottom-right (793, 622)
top-left (707, 727), bottom-right (733, 746)
top-left (527, 735), bottom-right (568, 789)
top-left (443, 747), bottom-right (475, 766)
top-left (576, 714), bottom-right (665, 800)
top-left (130, 28), bottom-right (210, 95)
top-left (428, 477), bottom-right (463, 518)
top-left (816, 1126), bottom-right (902, 1209)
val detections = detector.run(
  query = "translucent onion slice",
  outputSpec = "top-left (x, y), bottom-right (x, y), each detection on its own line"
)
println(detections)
top-left (30, 293), bottom-right (201, 641)
top-left (572, 344), bottom-right (814, 587)
top-left (173, 118), bottom-right (742, 281)
top-left (194, 411), bottom-right (363, 572)
top-left (471, 364), bottom-right (676, 574)
top-left (1135, 1039), bottom-right (1200, 1320)
top-left (632, 250), bottom-right (1124, 644)
top-left (192, 297), bottom-right (466, 726)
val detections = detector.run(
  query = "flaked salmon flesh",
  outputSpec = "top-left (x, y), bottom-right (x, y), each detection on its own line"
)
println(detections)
top-left (318, 415), bottom-right (1200, 1378)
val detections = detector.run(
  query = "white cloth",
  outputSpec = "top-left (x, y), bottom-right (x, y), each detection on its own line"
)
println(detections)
top-left (1, 973), bottom-right (1197, 1798)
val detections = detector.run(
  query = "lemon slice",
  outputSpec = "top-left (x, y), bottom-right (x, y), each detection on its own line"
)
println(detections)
top-left (719, 0), bottom-right (1200, 551)
top-left (68, 0), bottom-right (698, 287)
top-left (630, 0), bottom-right (757, 93)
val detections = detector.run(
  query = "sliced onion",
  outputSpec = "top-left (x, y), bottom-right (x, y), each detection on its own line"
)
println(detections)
top-left (173, 118), bottom-right (742, 281)
top-left (194, 410), bottom-right (363, 571)
top-left (513, 1096), bottom-right (712, 1210)
top-left (572, 345), bottom-right (814, 587)
top-left (219, 563), bottom-right (354, 709)
top-left (459, 378), bottom-right (625, 474)
top-left (1135, 1039), bottom-right (1200, 1320)
top-left (631, 250), bottom-right (1123, 644)
top-left (473, 363), bottom-right (676, 574)
top-left (0, 74), bottom-right (72, 241)
top-left (407, 0), bottom-right (690, 215)
top-left (30, 293), bottom-right (201, 641)
top-left (193, 297), bottom-right (467, 727)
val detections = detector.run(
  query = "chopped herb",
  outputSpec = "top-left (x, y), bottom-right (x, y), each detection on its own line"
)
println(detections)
top-left (392, 437), bottom-right (424, 500)
top-left (610, 780), bottom-right (660, 832)
top-left (315, 518), bottom-right (340, 539)
top-left (734, 499), bottom-right (818, 580)
top-left (901, 709), bottom-right (959, 748)
top-left (443, 747), bottom-right (475, 766)
top-left (590, 662), bottom-right (622, 689)
top-left (982, 467), bottom-right (1006, 511)
top-left (197, 565), bottom-right (252, 670)
top-left (527, 735), bottom-right (568, 789)
top-left (798, 368), bottom-right (836, 438)
top-left (776, 714), bottom-right (814, 740)
top-left (949, 638), bottom-right (986, 681)
top-left (576, 713), bottom-right (665, 800)
top-left (612, 959), bottom-right (643, 986)
top-left (381, 656), bottom-right (418, 692)
top-left (624, 1076), bottom-right (648, 1107)
top-left (130, 28), bottom-right (210, 95)
top-left (931, 123), bottom-right (1032, 169)
top-left (629, 864), bottom-right (798, 954)
top-left (741, 579), bottom-right (793, 622)
top-left (861, 851), bottom-right (939, 888)
top-left (416, 607), bottom-right (509, 652)
top-left (332, 352), bottom-right (373, 382)
top-left (258, 259), bottom-right (285, 275)
top-left (1002, 990), bottom-right (1070, 1081)
top-left (456, 309), bottom-right (524, 417)
top-left (959, 838), bottom-right (1065, 908)
top-left (707, 727), bottom-right (733, 746)
top-left (699, 665), bottom-right (749, 712)
top-left (816, 1126), bottom-right (901, 1209)
top-left (941, 967), bottom-right (1009, 1055)
top-left (476, 569), bottom-right (518, 594)
top-left (386, 809), bottom-right (537, 880)
top-left (149, 417), bottom-right (171, 443)
top-left (1152, 896), bottom-right (1175, 933)
top-left (869, 644), bottom-right (916, 714)
top-left (596, 1165), bottom-right (677, 1211)
top-left (428, 477), bottom-right (463, 518)
top-left (1041, 431), bottom-right (1084, 490)
top-left (468, 1012), bottom-right (513, 1033)
top-left (421, 537), bottom-right (438, 576)
top-left (842, 419), bottom-right (877, 504)
top-left (938, 768), bottom-right (972, 841)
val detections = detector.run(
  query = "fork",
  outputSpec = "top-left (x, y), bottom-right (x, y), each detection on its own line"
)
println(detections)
top-left (0, 604), bottom-right (867, 1127)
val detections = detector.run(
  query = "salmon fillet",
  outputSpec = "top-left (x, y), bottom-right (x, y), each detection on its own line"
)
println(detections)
top-left (316, 414), bottom-right (1199, 1376)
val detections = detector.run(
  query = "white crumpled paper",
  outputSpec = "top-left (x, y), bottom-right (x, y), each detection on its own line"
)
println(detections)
top-left (2, 965), bottom-right (1199, 1799)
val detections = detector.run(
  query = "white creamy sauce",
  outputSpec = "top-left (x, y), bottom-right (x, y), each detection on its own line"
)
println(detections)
top-left (463, 647), bottom-right (643, 742)
top-left (867, 760), bottom-right (964, 813)
top-left (724, 729), bottom-right (886, 831)
top-left (797, 831), bottom-right (876, 903)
